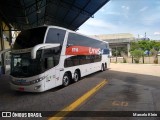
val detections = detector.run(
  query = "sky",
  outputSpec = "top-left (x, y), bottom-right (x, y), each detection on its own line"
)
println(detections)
top-left (78, 0), bottom-right (160, 40)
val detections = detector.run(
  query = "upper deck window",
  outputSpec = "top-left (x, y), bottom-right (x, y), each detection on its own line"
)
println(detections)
top-left (67, 33), bottom-right (108, 49)
top-left (45, 28), bottom-right (66, 45)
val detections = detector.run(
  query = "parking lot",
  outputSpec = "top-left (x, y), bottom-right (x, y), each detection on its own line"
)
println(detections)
top-left (0, 63), bottom-right (160, 120)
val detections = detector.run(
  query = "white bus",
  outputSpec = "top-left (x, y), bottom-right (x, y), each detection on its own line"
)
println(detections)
top-left (10, 26), bottom-right (110, 92)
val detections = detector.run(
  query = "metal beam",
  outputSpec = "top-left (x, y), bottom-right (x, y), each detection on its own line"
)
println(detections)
top-left (36, 0), bottom-right (39, 26)
top-left (0, 18), bottom-right (5, 74)
top-left (62, 0), bottom-right (76, 21)
top-left (9, 27), bottom-right (12, 46)
top-left (25, 0), bottom-right (46, 17)
top-left (47, 0), bottom-right (92, 18)
top-left (68, 0), bottom-right (91, 28)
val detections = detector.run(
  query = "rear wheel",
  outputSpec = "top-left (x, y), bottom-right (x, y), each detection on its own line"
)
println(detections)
top-left (104, 63), bottom-right (107, 71)
top-left (62, 73), bottom-right (70, 87)
top-left (73, 70), bottom-right (80, 82)
top-left (101, 64), bottom-right (104, 72)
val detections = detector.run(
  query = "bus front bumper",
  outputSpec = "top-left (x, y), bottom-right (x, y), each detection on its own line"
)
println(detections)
top-left (10, 82), bottom-right (45, 92)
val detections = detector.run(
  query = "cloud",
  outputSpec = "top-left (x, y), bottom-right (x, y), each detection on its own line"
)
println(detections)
top-left (105, 12), bottom-right (121, 16)
top-left (85, 19), bottom-right (117, 30)
top-left (139, 6), bottom-right (148, 12)
top-left (142, 13), bottom-right (160, 25)
top-left (121, 6), bottom-right (130, 10)
top-left (154, 32), bottom-right (160, 35)
top-left (78, 18), bottom-right (117, 35)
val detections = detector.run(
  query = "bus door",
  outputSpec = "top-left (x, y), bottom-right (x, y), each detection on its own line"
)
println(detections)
top-left (44, 57), bottom-right (57, 89)
top-left (55, 67), bottom-right (61, 86)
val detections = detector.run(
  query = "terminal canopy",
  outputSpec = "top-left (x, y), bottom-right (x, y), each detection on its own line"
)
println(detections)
top-left (0, 0), bottom-right (110, 31)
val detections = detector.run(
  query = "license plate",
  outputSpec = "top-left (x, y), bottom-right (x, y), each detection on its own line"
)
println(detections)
top-left (18, 87), bottom-right (24, 91)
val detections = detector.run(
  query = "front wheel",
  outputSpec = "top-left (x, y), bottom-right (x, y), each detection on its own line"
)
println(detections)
top-left (62, 73), bottom-right (70, 87)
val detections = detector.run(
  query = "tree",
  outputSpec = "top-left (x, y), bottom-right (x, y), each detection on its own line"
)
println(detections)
top-left (131, 40), bottom-right (160, 53)
top-left (130, 42), bottom-right (139, 51)
top-left (130, 49), bottom-right (144, 63)
top-left (154, 42), bottom-right (160, 51)
top-left (112, 47), bottom-right (127, 57)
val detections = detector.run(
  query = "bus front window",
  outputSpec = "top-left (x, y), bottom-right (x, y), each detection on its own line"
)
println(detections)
top-left (10, 51), bottom-right (42, 77)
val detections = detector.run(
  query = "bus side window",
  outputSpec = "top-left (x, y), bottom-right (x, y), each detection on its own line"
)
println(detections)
top-left (44, 58), bottom-right (48, 69)
top-left (44, 57), bottom-right (55, 69)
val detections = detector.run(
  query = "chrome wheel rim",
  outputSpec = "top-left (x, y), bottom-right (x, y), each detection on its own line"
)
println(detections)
top-left (74, 72), bottom-right (78, 82)
top-left (63, 76), bottom-right (69, 86)
top-left (101, 65), bottom-right (104, 71)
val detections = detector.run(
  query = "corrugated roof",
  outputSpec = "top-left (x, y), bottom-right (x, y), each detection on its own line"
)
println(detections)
top-left (0, 0), bottom-right (110, 30)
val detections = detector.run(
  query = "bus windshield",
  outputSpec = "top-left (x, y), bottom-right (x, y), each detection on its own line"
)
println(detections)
top-left (10, 51), bottom-right (42, 77)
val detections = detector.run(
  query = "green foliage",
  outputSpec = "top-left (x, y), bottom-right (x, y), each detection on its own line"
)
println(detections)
top-left (130, 40), bottom-right (160, 55)
top-left (154, 42), bottom-right (160, 51)
top-left (130, 49), bottom-right (144, 63)
top-left (130, 42), bottom-right (139, 51)
top-left (130, 40), bottom-right (160, 64)
top-left (112, 47), bottom-right (127, 56)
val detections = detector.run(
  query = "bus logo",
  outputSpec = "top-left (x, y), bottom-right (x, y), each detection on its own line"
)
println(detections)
top-left (72, 48), bottom-right (79, 52)
top-left (66, 46), bottom-right (100, 55)
top-left (89, 47), bottom-right (100, 55)
top-left (16, 79), bottom-right (26, 83)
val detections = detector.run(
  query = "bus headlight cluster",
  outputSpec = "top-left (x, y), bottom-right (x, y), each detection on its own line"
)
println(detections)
top-left (11, 76), bottom-right (46, 85)
top-left (30, 77), bottom-right (45, 85)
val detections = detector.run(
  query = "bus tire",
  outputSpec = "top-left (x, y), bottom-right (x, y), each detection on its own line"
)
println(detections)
top-left (101, 64), bottom-right (104, 72)
top-left (73, 70), bottom-right (80, 82)
top-left (62, 73), bottom-right (70, 87)
top-left (104, 63), bottom-right (107, 71)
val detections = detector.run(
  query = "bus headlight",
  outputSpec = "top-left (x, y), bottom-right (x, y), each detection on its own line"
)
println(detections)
top-left (30, 76), bottom-right (45, 85)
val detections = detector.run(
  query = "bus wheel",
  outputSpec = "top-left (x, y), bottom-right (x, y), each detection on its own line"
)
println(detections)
top-left (105, 63), bottom-right (108, 70)
top-left (104, 63), bottom-right (107, 71)
top-left (62, 73), bottom-right (70, 87)
top-left (73, 70), bottom-right (79, 82)
top-left (101, 64), bottom-right (104, 72)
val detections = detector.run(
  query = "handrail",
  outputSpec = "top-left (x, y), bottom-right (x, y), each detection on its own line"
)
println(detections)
top-left (0, 49), bottom-right (11, 56)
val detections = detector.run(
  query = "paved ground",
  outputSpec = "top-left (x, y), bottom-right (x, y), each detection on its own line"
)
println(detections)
top-left (110, 63), bottom-right (160, 77)
top-left (0, 63), bottom-right (160, 120)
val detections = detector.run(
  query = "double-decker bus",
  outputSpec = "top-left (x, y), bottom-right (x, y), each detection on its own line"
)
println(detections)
top-left (10, 26), bottom-right (110, 92)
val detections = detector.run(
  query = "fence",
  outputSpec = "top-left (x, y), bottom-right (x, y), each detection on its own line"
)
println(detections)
top-left (110, 56), bottom-right (160, 64)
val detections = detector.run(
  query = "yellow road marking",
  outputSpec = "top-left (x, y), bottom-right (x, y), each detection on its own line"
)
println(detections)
top-left (48, 79), bottom-right (108, 120)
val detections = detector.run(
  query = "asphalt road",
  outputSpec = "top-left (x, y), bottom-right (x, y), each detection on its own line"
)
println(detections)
top-left (0, 63), bottom-right (160, 120)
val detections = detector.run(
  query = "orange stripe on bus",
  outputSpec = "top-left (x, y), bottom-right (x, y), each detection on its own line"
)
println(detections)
top-left (65, 46), bottom-right (100, 55)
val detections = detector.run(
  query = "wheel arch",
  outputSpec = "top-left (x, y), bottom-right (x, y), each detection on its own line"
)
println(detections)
top-left (65, 71), bottom-right (72, 77)
top-left (75, 69), bottom-right (81, 78)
